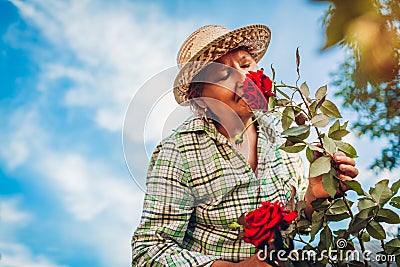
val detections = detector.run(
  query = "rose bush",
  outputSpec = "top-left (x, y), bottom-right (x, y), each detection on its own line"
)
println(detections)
top-left (232, 49), bottom-right (400, 266)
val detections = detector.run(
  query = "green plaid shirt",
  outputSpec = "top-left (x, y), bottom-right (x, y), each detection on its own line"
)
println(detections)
top-left (132, 114), bottom-right (306, 266)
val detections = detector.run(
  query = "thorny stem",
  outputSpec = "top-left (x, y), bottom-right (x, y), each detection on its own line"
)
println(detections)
top-left (380, 240), bottom-right (391, 267)
top-left (357, 235), bottom-right (368, 266)
top-left (277, 83), bottom-right (325, 148)
top-left (339, 177), bottom-right (368, 267)
top-left (339, 186), bottom-right (354, 219)
top-left (235, 112), bottom-right (267, 141)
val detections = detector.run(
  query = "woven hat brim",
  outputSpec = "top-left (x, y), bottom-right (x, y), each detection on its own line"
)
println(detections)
top-left (174, 24), bottom-right (271, 105)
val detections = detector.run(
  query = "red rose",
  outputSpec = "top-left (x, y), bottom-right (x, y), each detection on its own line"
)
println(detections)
top-left (242, 68), bottom-right (274, 111)
top-left (243, 200), bottom-right (297, 249)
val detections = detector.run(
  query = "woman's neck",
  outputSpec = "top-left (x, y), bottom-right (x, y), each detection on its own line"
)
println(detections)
top-left (214, 115), bottom-right (255, 141)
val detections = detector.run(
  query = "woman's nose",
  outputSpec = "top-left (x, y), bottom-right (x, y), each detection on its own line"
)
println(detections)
top-left (231, 69), bottom-right (246, 94)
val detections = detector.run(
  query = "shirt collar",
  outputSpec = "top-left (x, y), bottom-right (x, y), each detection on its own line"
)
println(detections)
top-left (174, 116), bottom-right (223, 142)
top-left (174, 112), bottom-right (281, 145)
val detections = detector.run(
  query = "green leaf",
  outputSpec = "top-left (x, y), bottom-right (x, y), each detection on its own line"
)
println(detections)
top-left (282, 125), bottom-right (310, 137)
top-left (366, 220), bottom-right (386, 240)
top-left (323, 135), bottom-right (337, 155)
top-left (370, 179), bottom-right (394, 206)
top-left (311, 198), bottom-right (331, 211)
top-left (343, 180), bottom-right (365, 196)
top-left (333, 229), bottom-right (348, 237)
top-left (349, 207), bottom-right (375, 234)
top-left (318, 225), bottom-right (332, 251)
top-left (358, 206), bottom-right (376, 219)
top-left (309, 156), bottom-right (332, 177)
top-left (315, 85), bottom-right (327, 100)
top-left (357, 198), bottom-right (377, 211)
top-left (296, 217), bottom-right (311, 232)
top-left (310, 210), bottom-right (324, 241)
top-left (276, 98), bottom-right (291, 106)
top-left (328, 129), bottom-right (350, 140)
top-left (268, 95), bottom-right (276, 111)
top-left (308, 144), bottom-right (325, 153)
top-left (375, 208), bottom-right (400, 224)
top-left (328, 120), bottom-right (340, 136)
top-left (300, 82), bottom-right (310, 98)
top-left (326, 203), bottom-right (351, 221)
top-left (296, 200), bottom-right (307, 213)
top-left (327, 199), bottom-right (349, 215)
top-left (385, 238), bottom-right (400, 254)
top-left (279, 143), bottom-right (306, 153)
top-left (322, 172), bottom-right (339, 198)
top-left (320, 99), bottom-right (342, 118)
top-left (326, 212), bottom-right (350, 221)
top-left (391, 179), bottom-right (400, 195)
top-left (286, 136), bottom-right (306, 143)
top-left (306, 146), bottom-right (315, 163)
top-left (309, 100), bottom-right (317, 117)
top-left (349, 216), bottom-right (369, 234)
top-left (338, 142), bottom-right (358, 158)
top-left (311, 114), bottom-right (330, 128)
top-left (282, 107), bottom-right (295, 130)
top-left (390, 196), bottom-right (400, 209)
top-left (296, 128), bottom-right (311, 140)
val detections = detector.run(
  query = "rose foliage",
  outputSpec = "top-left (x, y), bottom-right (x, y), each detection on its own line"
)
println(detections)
top-left (232, 49), bottom-right (400, 266)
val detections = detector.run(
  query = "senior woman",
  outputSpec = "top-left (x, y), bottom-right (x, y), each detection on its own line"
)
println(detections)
top-left (131, 24), bottom-right (358, 267)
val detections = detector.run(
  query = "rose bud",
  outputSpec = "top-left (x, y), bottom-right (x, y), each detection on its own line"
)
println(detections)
top-left (295, 112), bottom-right (308, 125)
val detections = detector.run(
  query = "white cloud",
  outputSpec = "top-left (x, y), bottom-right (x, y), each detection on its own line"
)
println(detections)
top-left (2, 1), bottom-right (196, 266)
top-left (0, 103), bottom-right (145, 266)
top-left (9, 0), bottom-right (193, 133)
top-left (0, 196), bottom-right (31, 225)
top-left (0, 242), bottom-right (67, 267)
top-left (0, 109), bottom-right (40, 170)
top-left (0, 197), bottom-right (59, 267)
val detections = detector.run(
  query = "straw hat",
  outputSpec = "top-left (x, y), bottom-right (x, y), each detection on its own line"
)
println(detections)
top-left (173, 24), bottom-right (271, 104)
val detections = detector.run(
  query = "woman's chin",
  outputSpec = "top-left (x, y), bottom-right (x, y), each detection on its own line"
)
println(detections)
top-left (236, 107), bottom-right (254, 117)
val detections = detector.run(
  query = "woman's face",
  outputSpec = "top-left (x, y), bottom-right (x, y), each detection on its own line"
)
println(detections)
top-left (200, 49), bottom-right (259, 118)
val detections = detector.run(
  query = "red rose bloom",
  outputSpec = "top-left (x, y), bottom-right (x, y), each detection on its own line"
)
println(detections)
top-left (242, 68), bottom-right (274, 112)
top-left (243, 200), bottom-right (297, 249)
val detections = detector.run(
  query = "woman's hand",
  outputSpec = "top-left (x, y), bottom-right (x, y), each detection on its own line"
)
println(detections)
top-left (211, 254), bottom-right (272, 267)
top-left (304, 151), bottom-right (359, 218)
top-left (308, 151), bottom-right (358, 199)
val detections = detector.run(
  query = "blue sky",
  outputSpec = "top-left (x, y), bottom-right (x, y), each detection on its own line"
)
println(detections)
top-left (0, 0), bottom-right (398, 266)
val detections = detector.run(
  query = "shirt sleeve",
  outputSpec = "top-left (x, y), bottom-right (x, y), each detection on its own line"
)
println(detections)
top-left (131, 137), bottom-right (220, 267)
